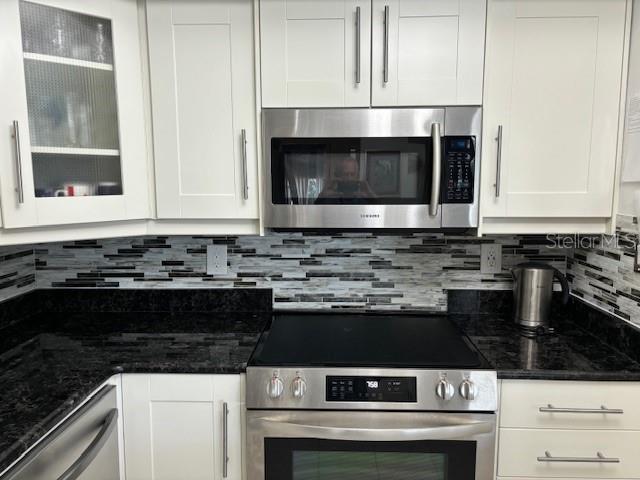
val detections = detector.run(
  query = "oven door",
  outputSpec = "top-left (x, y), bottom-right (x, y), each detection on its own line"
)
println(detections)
top-left (263, 108), bottom-right (445, 229)
top-left (247, 410), bottom-right (496, 480)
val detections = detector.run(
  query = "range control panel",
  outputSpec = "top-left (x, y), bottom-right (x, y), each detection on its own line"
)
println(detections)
top-left (326, 376), bottom-right (417, 402)
top-left (443, 136), bottom-right (475, 204)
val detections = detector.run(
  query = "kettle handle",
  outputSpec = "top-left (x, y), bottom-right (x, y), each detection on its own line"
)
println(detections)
top-left (551, 266), bottom-right (570, 305)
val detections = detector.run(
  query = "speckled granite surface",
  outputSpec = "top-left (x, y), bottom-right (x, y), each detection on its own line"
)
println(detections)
top-left (2, 288), bottom-right (640, 474)
top-left (451, 314), bottom-right (640, 380)
top-left (448, 290), bottom-right (640, 380)
top-left (0, 289), bottom-right (271, 474)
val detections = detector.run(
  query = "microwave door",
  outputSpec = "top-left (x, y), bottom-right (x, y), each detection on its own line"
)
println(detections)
top-left (264, 109), bottom-right (446, 229)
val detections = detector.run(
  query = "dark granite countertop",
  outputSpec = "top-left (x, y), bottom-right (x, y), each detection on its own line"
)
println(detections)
top-left (448, 290), bottom-right (640, 381)
top-left (0, 289), bottom-right (271, 474)
top-left (2, 289), bottom-right (640, 474)
top-left (451, 314), bottom-right (640, 380)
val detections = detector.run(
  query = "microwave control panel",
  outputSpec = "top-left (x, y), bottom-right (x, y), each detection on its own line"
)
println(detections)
top-left (326, 376), bottom-right (417, 402)
top-left (443, 136), bottom-right (475, 204)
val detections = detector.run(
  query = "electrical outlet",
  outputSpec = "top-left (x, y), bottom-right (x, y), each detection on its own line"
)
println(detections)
top-left (480, 243), bottom-right (502, 274)
top-left (207, 244), bottom-right (228, 275)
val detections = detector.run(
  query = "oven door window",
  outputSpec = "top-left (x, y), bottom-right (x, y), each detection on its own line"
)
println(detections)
top-left (271, 138), bottom-right (433, 205)
top-left (265, 438), bottom-right (476, 479)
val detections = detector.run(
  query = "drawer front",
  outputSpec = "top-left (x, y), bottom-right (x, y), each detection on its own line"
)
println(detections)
top-left (500, 380), bottom-right (640, 429)
top-left (498, 428), bottom-right (640, 478)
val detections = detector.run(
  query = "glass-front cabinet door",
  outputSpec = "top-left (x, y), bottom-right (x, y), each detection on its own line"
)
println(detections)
top-left (0, 0), bottom-right (149, 228)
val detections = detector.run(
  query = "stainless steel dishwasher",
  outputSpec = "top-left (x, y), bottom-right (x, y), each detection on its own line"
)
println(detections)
top-left (2, 385), bottom-right (120, 480)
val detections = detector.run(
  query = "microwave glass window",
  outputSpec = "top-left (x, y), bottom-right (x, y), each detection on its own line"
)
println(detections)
top-left (292, 451), bottom-right (446, 479)
top-left (271, 138), bottom-right (432, 205)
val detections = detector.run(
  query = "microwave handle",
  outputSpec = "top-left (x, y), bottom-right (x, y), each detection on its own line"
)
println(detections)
top-left (429, 122), bottom-right (442, 217)
top-left (255, 418), bottom-right (492, 442)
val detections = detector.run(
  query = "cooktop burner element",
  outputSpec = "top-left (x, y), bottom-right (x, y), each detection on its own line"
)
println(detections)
top-left (249, 313), bottom-right (483, 368)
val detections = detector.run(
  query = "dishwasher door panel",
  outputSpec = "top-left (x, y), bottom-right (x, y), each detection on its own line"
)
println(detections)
top-left (2, 385), bottom-right (120, 480)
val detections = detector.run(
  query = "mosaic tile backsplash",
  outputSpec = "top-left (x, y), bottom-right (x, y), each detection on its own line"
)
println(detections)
top-left (567, 214), bottom-right (640, 326)
top-left (0, 246), bottom-right (36, 303)
top-left (33, 232), bottom-right (566, 311)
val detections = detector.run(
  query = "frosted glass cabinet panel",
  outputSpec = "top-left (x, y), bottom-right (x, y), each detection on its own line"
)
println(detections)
top-left (0, 0), bottom-right (149, 228)
top-left (23, 60), bottom-right (120, 151)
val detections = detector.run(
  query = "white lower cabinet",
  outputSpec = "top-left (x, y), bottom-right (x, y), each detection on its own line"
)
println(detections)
top-left (122, 374), bottom-right (243, 480)
top-left (498, 380), bottom-right (640, 479)
top-left (498, 429), bottom-right (640, 478)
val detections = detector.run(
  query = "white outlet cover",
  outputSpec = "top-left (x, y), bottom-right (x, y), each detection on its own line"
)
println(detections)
top-left (206, 244), bottom-right (228, 275)
top-left (480, 244), bottom-right (502, 274)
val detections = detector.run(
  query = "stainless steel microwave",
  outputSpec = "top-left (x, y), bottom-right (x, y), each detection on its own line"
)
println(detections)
top-left (262, 107), bottom-right (481, 229)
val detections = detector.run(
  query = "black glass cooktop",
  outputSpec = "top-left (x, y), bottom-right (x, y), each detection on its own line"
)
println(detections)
top-left (249, 313), bottom-right (484, 368)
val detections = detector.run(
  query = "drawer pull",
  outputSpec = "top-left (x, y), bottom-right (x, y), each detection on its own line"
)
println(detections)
top-left (540, 404), bottom-right (624, 414)
top-left (537, 451), bottom-right (620, 464)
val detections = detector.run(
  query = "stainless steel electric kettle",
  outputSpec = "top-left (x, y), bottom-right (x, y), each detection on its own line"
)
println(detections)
top-left (512, 262), bottom-right (570, 334)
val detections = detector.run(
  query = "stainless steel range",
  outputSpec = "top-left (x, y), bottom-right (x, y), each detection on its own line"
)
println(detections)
top-left (246, 313), bottom-right (498, 480)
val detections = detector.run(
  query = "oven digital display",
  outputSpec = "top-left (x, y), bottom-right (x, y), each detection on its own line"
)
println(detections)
top-left (326, 376), bottom-right (417, 402)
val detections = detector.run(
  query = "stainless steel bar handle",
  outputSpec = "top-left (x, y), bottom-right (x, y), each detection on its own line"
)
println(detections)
top-left (540, 404), bottom-right (624, 414)
top-left (494, 125), bottom-right (503, 198)
top-left (258, 418), bottom-right (493, 441)
top-left (56, 409), bottom-right (119, 480)
top-left (537, 451), bottom-right (620, 464)
top-left (429, 122), bottom-right (442, 217)
top-left (383, 5), bottom-right (390, 83)
top-left (11, 121), bottom-right (24, 204)
top-left (355, 6), bottom-right (361, 84)
top-left (241, 129), bottom-right (249, 201)
top-left (222, 402), bottom-right (229, 478)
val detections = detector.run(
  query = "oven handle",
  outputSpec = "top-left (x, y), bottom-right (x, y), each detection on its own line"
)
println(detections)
top-left (429, 122), bottom-right (442, 217)
top-left (255, 418), bottom-right (493, 442)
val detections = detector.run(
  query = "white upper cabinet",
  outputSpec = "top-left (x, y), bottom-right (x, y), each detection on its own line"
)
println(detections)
top-left (260, 0), bottom-right (371, 107)
top-left (0, 0), bottom-right (150, 229)
top-left (147, 0), bottom-right (259, 219)
top-left (371, 0), bottom-right (486, 106)
top-left (481, 0), bottom-right (628, 228)
top-left (260, 0), bottom-right (485, 108)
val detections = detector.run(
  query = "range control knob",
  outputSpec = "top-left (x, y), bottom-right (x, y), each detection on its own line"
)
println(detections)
top-left (435, 379), bottom-right (455, 401)
top-left (459, 379), bottom-right (478, 401)
top-left (266, 373), bottom-right (284, 399)
top-left (292, 375), bottom-right (307, 399)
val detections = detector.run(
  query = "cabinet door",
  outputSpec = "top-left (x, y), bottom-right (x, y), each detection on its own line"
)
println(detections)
top-left (122, 374), bottom-right (242, 480)
top-left (260, 0), bottom-right (371, 107)
top-left (481, 0), bottom-right (627, 219)
top-left (147, 0), bottom-right (258, 219)
top-left (371, 0), bottom-right (486, 106)
top-left (0, 0), bottom-right (149, 228)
